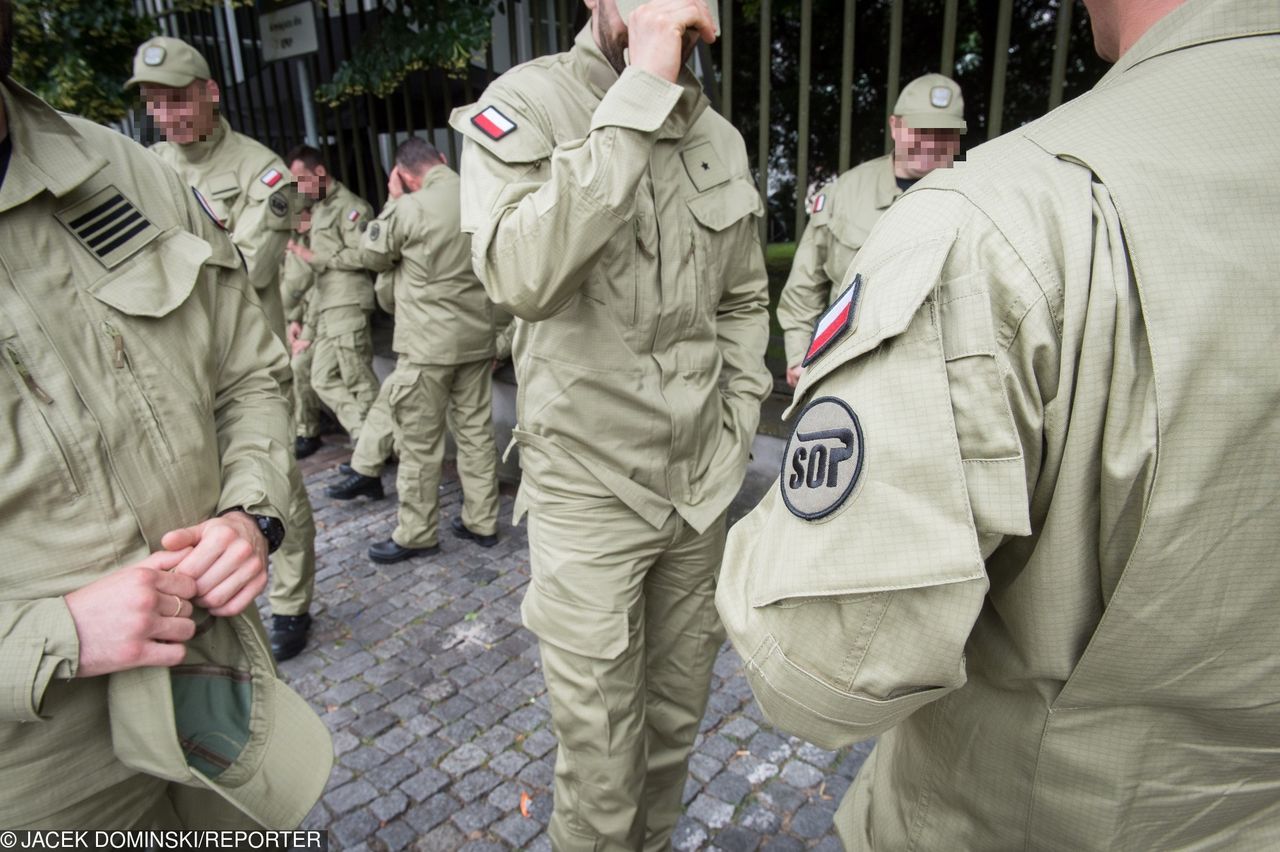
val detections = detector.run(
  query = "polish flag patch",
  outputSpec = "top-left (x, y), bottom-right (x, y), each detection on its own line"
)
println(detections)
top-left (803, 274), bottom-right (862, 366)
top-left (260, 168), bottom-right (283, 187)
top-left (348, 209), bottom-right (361, 223)
top-left (472, 105), bottom-right (517, 141)
top-left (810, 193), bottom-right (826, 214)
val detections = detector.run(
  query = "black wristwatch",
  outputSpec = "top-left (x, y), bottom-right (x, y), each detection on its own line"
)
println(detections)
top-left (219, 507), bottom-right (286, 554)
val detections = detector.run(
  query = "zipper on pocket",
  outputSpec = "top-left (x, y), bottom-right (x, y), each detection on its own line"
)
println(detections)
top-left (6, 346), bottom-right (53, 403)
top-left (102, 321), bottom-right (175, 461)
top-left (4, 344), bottom-right (79, 494)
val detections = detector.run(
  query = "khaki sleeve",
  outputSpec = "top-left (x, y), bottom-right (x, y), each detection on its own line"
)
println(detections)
top-left (716, 192), bottom-right (1049, 749)
top-left (777, 217), bottom-right (835, 368)
top-left (453, 67), bottom-right (683, 321)
top-left (312, 198), bottom-right (375, 272)
top-left (357, 197), bottom-right (402, 275)
top-left (494, 316), bottom-right (517, 361)
top-left (231, 167), bottom-right (292, 291)
top-left (280, 249), bottom-right (314, 324)
top-left (0, 598), bottom-right (79, 722)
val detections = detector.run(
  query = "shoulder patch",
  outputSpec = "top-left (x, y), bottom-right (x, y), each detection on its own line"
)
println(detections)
top-left (809, 193), bottom-right (826, 214)
top-left (347, 209), bottom-right (361, 223)
top-left (472, 105), bottom-right (517, 141)
top-left (780, 396), bottom-right (865, 521)
top-left (55, 186), bottom-right (161, 269)
top-left (803, 274), bottom-right (862, 367)
top-left (261, 168), bottom-right (284, 187)
top-left (192, 187), bottom-right (227, 230)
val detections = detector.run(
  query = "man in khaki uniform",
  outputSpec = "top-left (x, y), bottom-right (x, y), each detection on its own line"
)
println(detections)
top-left (717, 0), bottom-right (1280, 848)
top-left (331, 138), bottom-right (501, 562)
top-left (285, 145), bottom-right (379, 442)
top-left (283, 246), bottom-right (326, 457)
top-left (128, 36), bottom-right (318, 662)
top-left (777, 73), bottom-right (965, 387)
top-left (452, 1), bottom-right (770, 847)
top-left (0, 11), bottom-right (330, 826)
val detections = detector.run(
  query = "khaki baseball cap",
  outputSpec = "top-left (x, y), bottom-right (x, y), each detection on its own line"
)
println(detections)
top-left (893, 73), bottom-right (967, 132)
top-left (615, 0), bottom-right (720, 36)
top-left (127, 36), bottom-right (211, 88)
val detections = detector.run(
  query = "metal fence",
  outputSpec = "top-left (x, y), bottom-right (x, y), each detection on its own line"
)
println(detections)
top-left (136, 1), bottom-right (1102, 239)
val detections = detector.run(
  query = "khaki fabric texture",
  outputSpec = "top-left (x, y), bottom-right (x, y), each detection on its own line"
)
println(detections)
top-left (386, 359), bottom-right (500, 547)
top-left (359, 165), bottom-right (495, 365)
top-left (453, 24), bottom-right (770, 848)
top-left (304, 180), bottom-right (375, 312)
top-left (349, 382), bottom-right (396, 477)
top-left (776, 155), bottom-right (901, 367)
top-left (311, 304), bottom-right (378, 440)
top-left (152, 116), bottom-right (316, 618)
top-left (0, 82), bottom-right (322, 826)
top-left (523, 491), bottom-right (726, 852)
top-left (718, 1), bottom-right (1280, 849)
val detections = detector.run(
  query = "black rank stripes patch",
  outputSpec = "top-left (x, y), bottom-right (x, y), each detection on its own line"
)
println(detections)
top-left (55, 187), bottom-right (160, 269)
top-left (780, 396), bottom-right (864, 521)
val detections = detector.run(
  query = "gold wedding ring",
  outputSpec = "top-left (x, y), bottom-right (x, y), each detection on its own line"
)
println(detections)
top-left (168, 594), bottom-right (183, 618)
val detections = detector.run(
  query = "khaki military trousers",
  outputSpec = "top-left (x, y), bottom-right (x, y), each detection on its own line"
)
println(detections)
top-left (387, 357), bottom-right (499, 548)
top-left (268, 367), bottom-right (317, 617)
top-left (290, 342), bottom-right (322, 439)
top-left (312, 306), bottom-right (378, 441)
top-left (350, 379), bottom-right (397, 477)
top-left (522, 487), bottom-right (727, 852)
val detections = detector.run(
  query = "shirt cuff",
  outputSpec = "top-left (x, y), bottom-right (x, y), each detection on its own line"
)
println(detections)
top-left (590, 66), bottom-right (683, 134)
top-left (1, 598), bottom-right (80, 722)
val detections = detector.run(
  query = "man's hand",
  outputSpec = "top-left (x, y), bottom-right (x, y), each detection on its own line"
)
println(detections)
top-left (292, 337), bottom-right (312, 356)
top-left (387, 165), bottom-right (406, 200)
top-left (286, 320), bottom-right (303, 348)
top-left (786, 364), bottom-right (804, 388)
top-left (161, 512), bottom-right (269, 618)
top-left (296, 209), bottom-right (312, 234)
top-left (286, 240), bottom-right (316, 265)
top-left (628, 0), bottom-right (716, 83)
top-left (64, 548), bottom-right (198, 678)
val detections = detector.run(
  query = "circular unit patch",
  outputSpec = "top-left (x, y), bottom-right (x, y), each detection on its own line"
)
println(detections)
top-left (368, 222), bottom-right (381, 241)
top-left (780, 396), bottom-right (864, 521)
top-left (268, 190), bottom-right (289, 218)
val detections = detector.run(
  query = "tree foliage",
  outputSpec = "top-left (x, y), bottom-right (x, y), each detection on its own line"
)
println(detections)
top-left (315, 0), bottom-right (494, 107)
top-left (10, 0), bottom-right (154, 124)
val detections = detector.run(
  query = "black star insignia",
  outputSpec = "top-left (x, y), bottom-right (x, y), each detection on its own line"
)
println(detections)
top-left (701, 161), bottom-right (710, 171)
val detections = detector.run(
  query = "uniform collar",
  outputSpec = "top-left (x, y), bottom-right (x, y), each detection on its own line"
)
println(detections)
top-left (570, 25), bottom-right (709, 141)
top-left (1100, 0), bottom-right (1280, 85)
top-left (170, 115), bottom-right (230, 165)
top-left (314, 178), bottom-right (348, 211)
top-left (0, 81), bottom-right (109, 214)
top-left (876, 154), bottom-right (903, 210)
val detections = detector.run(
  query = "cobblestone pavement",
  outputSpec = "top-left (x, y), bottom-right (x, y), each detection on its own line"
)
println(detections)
top-left (274, 440), bottom-right (872, 851)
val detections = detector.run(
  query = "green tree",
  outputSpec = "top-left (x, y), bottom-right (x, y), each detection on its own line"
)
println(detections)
top-left (10, 0), bottom-right (154, 124)
top-left (315, 0), bottom-right (494, 107)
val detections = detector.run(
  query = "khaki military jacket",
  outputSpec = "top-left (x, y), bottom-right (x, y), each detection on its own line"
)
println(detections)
top-left (718, 1), bottom-right (1280, 848)
top-left (152, 117), bottom-right (294, 336)
top-left (358, 165), bottom-right (494, 365)
top-left (776, 155), bottom-right (900, 368)
top-left (0, 82), bottom-right (298, 824)
top-left (305, 180), bottom-right (375, 324)
top-left (451, 27), bottom-right (772, 533)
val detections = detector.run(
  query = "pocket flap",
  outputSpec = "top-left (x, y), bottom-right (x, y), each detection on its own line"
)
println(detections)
top-left (686, 179), bottom-right (764, 232)
top-left (207, 171), bottom-right (241, 200)
top-left (89, 230), bottom-right (210, 318)
top-left (521, 581), bottom-right (628, 660)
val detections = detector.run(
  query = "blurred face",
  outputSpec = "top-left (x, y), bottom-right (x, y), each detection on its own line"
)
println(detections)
top-left (141, 79), bottom-right (219, 145)
top-left (289, 159), bottom-right (327, 200)
top-left (889, 116), bottom-right (962, 179)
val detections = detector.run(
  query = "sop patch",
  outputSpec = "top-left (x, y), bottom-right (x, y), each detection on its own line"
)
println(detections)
top-left (55, 186), bottom-right (160, 268)
top-left (781, 396), bottom-right (864, 521)
top-left (803, 273), bottom-right (862, 366)
top-left (268, 190), bottom-right (289, 218)
top-left (472, 105), bottom-right (517, 141)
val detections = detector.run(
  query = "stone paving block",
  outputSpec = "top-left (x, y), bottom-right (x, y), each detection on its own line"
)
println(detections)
top-left (712, 826), bottom-right (762, 852)
top-left (433, 694), bottom-right (476, 722)
top-left (748, 731), bottom-right (792, 763)
top-left (791, 802), bottom-right (835, 838)
top-left (780, 760), bottom-right (824, 789)
top-left (760, 836), bottom-right (805, 852)
top-left (517, 758), bottom-right (555, 788)
top-left (796, 742), bottom-right (839, 768)
top-left (374, 819), bottom-right (416, 852)
top-left (726, 753), bottom-right (779, 786)
top-left (700, 734), bottom-right (740, 763)
top-left (527, 835), bottom-right (552, 852)
top-left (401, 766), bottom-right (450, 802)
top-left (707, 770), bottom-right (752, 805)
top-left (454, 768), bottom-right (502, 801)
top-left (406, 713), bottom-right (443, 739)
top-left (438, 718), bottom-right (481, 744)
top-left (413, 823), bottom-right (465, 852)
top-left (339, 746), bottom-right (387, 773)
top-left (370, 789), bottom-right (409, 822)
top-left (348, 709), bottom-right (397, 739)
top-left (331, 729), bottom-right (360, 757)
top-left (504, 705), bottom-right (549, 732)
top-left (348, 688), bottom-right (390, 716)
top-left (450, 801), bottom-right (501, 834)
top-left (760, 781), bottom-right (806, 814)
top-left (737, 801), bottom-right (782, 834)
top-left (720, 716), bottom-right (759, 741)
top-left (440, 742), bottom-right (488, 775)
top-left (823, 774), bottom-right (851, 801)
top-left (688, 752), bottom-right (722, 783)
top-left (366, 755), bottom-right (417, 791)
top-left (687, 793), bottom-right (736, 830)
top-left (328, 778), bottom-right (378, 816)
top-left (671, 815), bottom-right (710, 851)
top-left (324, 766), bottom-right (354, 792)
top-left (457, 842), bottom-right (506, 852)
top-left (375, 725), bottom-right (416, 756)
top-left (682, 776), bottom-right (699, 806)
top-left (332, 809), bottom-right (380, 848)
top-left (492, 812), bottom-right (542, 848)
top-left (403, 792), bottom-right (459, 833)
top-left (486, 781), bottom-right (523, 811)
top-left (812, 836), bottom-right (845, 852)
top-left (488, 749), bottom-right (530, 778)
top-left (522, 727), bottom-right (558, 758)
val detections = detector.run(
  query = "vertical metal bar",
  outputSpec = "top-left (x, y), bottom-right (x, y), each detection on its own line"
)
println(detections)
top-left (988, 0), bottom-right (1013, 138)
top-left (838, 0), bottom-right (855, 173)
top-left (335, 3), bottom-right (369, 200)
top-left (720, 0), bottom-right (732, 122)
top-left (794, 0), bottom-right (812, 241)
top-left (316, 16), bottom-right (346, 185)
top-left (508, 1), bottom-right (521, 67)
top-left (884, 0), bottom-right (903, 153)
top-left (441, 70), bottom-right (458, 165)
top-left (940, 0), bottom-right (959, 74)
top-left (421, 69), bottom-right (437, 153)
top-left (1048, 0), bottom-right (1075, 110)
top-left (557, 0), bottom-right (570, 51)
top-left (757, 0), bottom-right (771, 245)
top-left (530, 0), bottom-right (544, 59)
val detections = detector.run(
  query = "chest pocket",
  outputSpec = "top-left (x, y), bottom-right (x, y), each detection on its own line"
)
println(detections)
top-left (686, 179), bottom-right (763, 312)
top-left (205, 172), bottom-right (241, 230)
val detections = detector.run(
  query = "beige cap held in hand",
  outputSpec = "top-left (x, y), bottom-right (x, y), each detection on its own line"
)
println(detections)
top-left (614, 0), bottom-right (721, 36)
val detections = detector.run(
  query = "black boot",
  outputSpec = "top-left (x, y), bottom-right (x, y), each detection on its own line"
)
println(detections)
top-left (368, 539), bottom-right (439, 564)
top-left (294, 435), bottom-right (322, 459)
top-left (451, 516), bottom-right (499, 548)
top-left (270, 612), bottom-right (311, 662)
top-left (326, 473), bottom-right (385, 500)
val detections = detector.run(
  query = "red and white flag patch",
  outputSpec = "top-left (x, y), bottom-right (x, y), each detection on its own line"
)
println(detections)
top-left (260, 168), bottom-right (283, 187)
top-left (809, 193), bottom-right (826, 214)
top-left (472, 105), bottom-right (517, 141)
top-left (348, 209), bottom-right (361, 223)
top-left (803, 274), bottom-right (862, 366)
